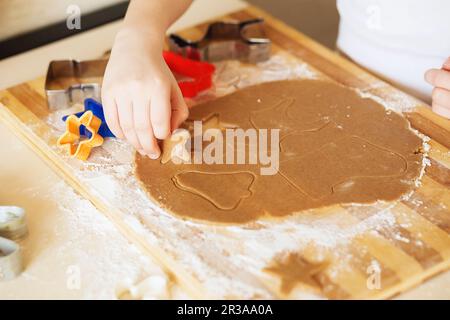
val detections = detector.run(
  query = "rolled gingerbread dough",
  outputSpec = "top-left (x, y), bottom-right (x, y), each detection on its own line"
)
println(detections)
top-left (135, 80), bottom-right (424, 224)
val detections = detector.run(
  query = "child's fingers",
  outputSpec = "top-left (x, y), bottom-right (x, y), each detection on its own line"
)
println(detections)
top-left (101, 94), bottom-right (125, 139)
top-left (133, 97), bottom-right (160, 158)
top-left (116, 96), bottom-right (144, 153)
top-left (151, 83), bottom-right (172, 140)
top-left (432, 87), bottom-right (450, 108)
top-left (170, 82), bottom-right (189, 131)
top-left (425, 69), bottom-right (450, 90)
top-left (432, 103), bottom-right (450, 119)
top-left (443, 56), bottom-right (450, 71)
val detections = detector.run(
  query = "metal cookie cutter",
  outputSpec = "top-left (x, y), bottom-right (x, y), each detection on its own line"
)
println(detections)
top-left (45, 59), bottom-right (108, 110)
top-left (0, 206), bottom-right (28, 240)
top-left (168, 18), bottom-right (271, 63)
top-left (0, 238), bottom-right (23, 281)
top-left (0, 206), bottom-right (27, 281)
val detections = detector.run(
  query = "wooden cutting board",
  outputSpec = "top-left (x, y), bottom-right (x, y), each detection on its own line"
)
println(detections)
top-left (1, 6), bottom-right (450, 299)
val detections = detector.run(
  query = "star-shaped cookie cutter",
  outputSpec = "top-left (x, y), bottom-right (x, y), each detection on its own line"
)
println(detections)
top-left (62, 98), bottom-right (115, 138)
top-left (57, 110), bottom-right (104, 161)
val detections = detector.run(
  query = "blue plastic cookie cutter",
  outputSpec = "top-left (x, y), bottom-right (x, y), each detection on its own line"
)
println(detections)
top-left (62, 98), bottom-right (115, 138)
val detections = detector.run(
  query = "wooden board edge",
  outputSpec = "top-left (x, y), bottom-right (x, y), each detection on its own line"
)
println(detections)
top-left (372, 258), bottom-right (450, 300)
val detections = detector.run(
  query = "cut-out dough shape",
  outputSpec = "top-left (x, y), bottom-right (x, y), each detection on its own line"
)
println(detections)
top-left (264, 252), bottom-right (329, 295)
top-left (250, 97), bottom-right (330, 132)
top-left (135, 80), bottom-right (424, 224)
top-left (161, 129), bottom-right (191, 164)
top-left (172, 171), bottom-right (255, 210)
top-left (280, 135), bottom-right (408, 199)
top-left (196, 113), bottom-right (238, 132)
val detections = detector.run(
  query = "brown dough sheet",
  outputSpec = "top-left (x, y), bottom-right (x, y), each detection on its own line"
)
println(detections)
top-left (135, 80), bottom-right (424, 224)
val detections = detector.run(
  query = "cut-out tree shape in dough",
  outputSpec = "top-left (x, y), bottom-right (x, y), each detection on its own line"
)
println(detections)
top-left (172, 171), bottom-right (255, 210)
top-left (135, 80), bottom-right (424, 224)
top-left (250, 97), bottom-right (329, 132)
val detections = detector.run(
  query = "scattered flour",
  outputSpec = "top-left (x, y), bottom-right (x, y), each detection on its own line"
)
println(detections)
top-left (33, 180), bottom-right (174, 299)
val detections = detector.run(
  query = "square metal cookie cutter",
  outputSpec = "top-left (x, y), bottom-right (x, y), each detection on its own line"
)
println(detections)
top-left (168, 18), bottom-right (271, 63)
top-left (45, 59), bottom-right (108, 110)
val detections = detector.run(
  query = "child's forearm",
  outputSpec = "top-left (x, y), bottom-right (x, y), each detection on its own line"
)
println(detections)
top-left (119, 0), bottom-right (193, 49)
top-left (102, 0), bottom-right (191, 157)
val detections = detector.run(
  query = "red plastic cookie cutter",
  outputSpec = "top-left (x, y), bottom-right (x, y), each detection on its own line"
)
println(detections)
top-left (163, 51), bottom-right (215, 98)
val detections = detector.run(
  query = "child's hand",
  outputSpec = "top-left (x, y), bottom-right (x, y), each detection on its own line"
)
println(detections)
top-left (425, 57), bottom-right (450, 119)
top-left (102, 29), bottom-right (189, 159)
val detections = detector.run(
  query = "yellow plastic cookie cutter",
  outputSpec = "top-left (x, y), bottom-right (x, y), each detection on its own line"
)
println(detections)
top-left (57, 110), bottom-right (104, 161)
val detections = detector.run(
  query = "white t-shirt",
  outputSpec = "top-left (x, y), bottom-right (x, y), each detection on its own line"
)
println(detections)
top-left (337, 0), bottom-right (450, 101)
